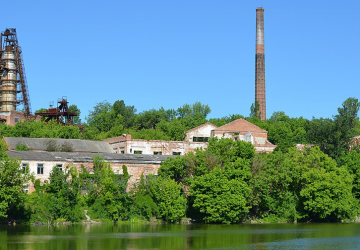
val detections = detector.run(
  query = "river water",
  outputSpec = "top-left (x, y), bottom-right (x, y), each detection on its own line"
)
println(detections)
top-left (1, 223), bottom-right (360, 250)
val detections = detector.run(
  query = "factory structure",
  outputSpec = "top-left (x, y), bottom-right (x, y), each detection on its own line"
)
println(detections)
top-left (4, 118), bottom-right (275, 192)
top-left (2, 8), bottom-right (273, 191)
top-left (0, 29), bottom-right (38, 125)
top-left (0, 8), bottom-right (268, 124)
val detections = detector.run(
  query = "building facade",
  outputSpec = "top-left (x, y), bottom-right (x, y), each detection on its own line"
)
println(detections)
top-left (104, 119), bottom-right (276, 154)
top-left (7, 151), bottom-right (172, 192)
top-left (0, 110), bottom-right (40, 126)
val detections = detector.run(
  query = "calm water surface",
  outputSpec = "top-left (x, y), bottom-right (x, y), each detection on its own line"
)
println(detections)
top-left (1, 223), bottom-right (360, 250)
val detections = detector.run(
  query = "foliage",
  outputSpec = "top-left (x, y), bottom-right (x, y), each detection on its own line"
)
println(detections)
top-left (15, 143), bottom-right (29, 151)
top-left (69, 104), bottom-right (81, 125)
top-left (85, 156), bottom-right (131, 221)
top-left (60, 141), bottom-right (74, 152)
top-left (338, 150), bottom-right (360, 203)
top-left (250, 101), bottom-right (260, 119)
top-left (29, 166), bottom-right (84, 223)
top-left (46, 140), bottom-right (58, 152)
top-left (130, 175), bottom-right (159, 220)
top-left (268, 121), bottom-right (294, 152)
top-left (190, 166), bottom-right (251, 224)
top-left (209, 114), bottom-right (244, 127)
top-left (307, 98), bottom-right (360, 158)
top-left (251, 147), bottom-right (357, 222)
top-left (146, 176), bottom-right (187, 222)
top-left (86, 101), bottom-right (124, 134)
top-left (0, 156), bottom-right (33, 222)
top-left (112, 100), bottom-right (136, 129)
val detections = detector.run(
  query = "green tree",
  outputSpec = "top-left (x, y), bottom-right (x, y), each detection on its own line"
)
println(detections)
top-left (86, 101), bottom-right (124, 135)
top-left (0, 136), bottom-right (32, 222)
top-left (338, 150), bottom-right (360, 202)
top-left (29, 166), bottom-right (84, 223)
top-left (112, 100), bottom-right (136, 128)
top-left (333, 97), bottom-right (360, 156)
top-left (69, 104), bottom-right (81, 125)
top-left (85, 155), bottom-right (130, 221)
top-left (190, 165), bottom-right (251, 224)
top-left (147, 176), bottom-right (187, 223)
top-left (0, 157), bottom-right (33, 222)
top-left (307, 98), bottom-right (360, 158)
top-left (251, 147), bottom-right (356, 222)
top-left (130, 175), bottom-right (159, 220)
top-left (250, 101), bottom-right (260, 119)
top-left (268, 121), bottom-right (294, 152)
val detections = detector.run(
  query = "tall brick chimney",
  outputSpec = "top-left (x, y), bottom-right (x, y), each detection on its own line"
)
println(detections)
top-left (255, 7), bottom-right (266, 120)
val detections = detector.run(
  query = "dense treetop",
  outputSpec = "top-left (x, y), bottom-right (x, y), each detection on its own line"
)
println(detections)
top-left (7, 97), bottom-right (360, 159)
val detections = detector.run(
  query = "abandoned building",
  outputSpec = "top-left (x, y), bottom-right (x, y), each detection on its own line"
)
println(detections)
top-left (4, 118), bottom-right (275, 192)
top-left (211, 119), bottom-right (275, 153)
top-left (7, 150), bottom-right (171, 192)
top-left (104, 119), bottom-right (276, 155)
top-left (0, 110), bottom-right (40, 126)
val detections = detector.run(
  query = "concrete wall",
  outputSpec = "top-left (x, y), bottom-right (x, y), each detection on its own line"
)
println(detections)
top-left (22, 159), bottom-right (161, 193)
top-left (105, 134), bottom-right (208, 156)
top-left (184, 123), bottom-right (218, 142)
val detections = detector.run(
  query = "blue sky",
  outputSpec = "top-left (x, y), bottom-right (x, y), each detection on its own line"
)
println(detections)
top-left (2, 0), bottom-right (359, 121)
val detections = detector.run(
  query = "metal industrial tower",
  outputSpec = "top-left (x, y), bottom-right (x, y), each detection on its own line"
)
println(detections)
top-left (0, 28), bottom-right (31, 115)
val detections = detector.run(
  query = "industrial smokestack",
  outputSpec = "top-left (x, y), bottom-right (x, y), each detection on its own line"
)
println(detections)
top-left (255, 8), bottom-right (266, 120)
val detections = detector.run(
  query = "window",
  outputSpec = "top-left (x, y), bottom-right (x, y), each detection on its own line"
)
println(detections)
top-left (134, 150), bottom-right (142, 154)
top-left (172, 152), bottom-right (181, 155)
top-left (23, 184), bottom-right (29, 193)
top-left (14, 117), bottom-right (19, 123)
top-left (153, 151), bottom-right (162, 155)
top-left (56, 164), bottom-right (62, 171)
top-left (22, 163), bottom-right (28, 173)
top-left (37, 163), bottom-right (44, 175)
top-left (193, 137), bottom-right (209, 142)
top-left (121, 151), bottom-right (125, 154)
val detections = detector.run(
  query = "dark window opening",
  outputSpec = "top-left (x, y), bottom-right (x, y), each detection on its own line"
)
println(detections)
top-left (37, 163), bottom-right (44, 175)
top-left (193, 137), bottom-right (209, 142)
top-left (134, 150), bottom-right (142, 154)
top-left (15, 117), bottom-right (19, 123)
top-left (22, 163), bottom-right (27, 173)
top-left (172, 152), bottom-right (181, 155)
top-left (153, 151), bottom-right (162, 155)
top-left (56, 164), bottom-right (62, 171)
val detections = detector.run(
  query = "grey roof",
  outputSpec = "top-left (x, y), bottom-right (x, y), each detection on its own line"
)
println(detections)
top-left (7, 151), bottom-right (174, 164)
top-left (4, 137), bottom-right (114, 154)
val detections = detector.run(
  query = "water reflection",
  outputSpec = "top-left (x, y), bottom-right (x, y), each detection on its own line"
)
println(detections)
top-left (1, 223), bottom-right (360, 250)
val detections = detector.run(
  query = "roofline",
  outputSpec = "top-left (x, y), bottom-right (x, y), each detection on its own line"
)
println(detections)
top-left (185, 122), bottom-right (218, 134)
top-left (212, 129), bottom-right (268, 134)
top-left (215, 118), bottom-right (267, 133)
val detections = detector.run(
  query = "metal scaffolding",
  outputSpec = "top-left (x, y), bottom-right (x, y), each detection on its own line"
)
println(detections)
top-left (0, 28), bottom-right (31, 115)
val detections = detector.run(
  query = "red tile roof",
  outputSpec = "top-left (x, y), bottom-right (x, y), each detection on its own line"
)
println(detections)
top-left (213, 119), bottom-right (267, 133)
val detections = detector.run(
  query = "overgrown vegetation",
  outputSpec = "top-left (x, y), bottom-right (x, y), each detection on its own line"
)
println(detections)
top-left (1, 97), bottom-right (360, 224)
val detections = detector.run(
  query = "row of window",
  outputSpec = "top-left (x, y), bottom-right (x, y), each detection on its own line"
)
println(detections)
top-left (131, 150), bottom-right (181, 155)
top-left (192, 137), bottom-right (209, 142)
top-left (22, 163), bottom-right (63, 175)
